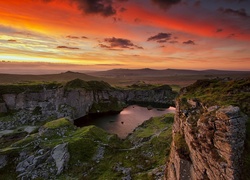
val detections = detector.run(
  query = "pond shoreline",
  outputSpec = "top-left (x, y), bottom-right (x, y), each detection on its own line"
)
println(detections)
top-left (74, 105), bottom-right (176, 138)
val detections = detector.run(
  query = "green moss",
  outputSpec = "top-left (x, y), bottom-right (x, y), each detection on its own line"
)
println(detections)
top-left (0, 113), bottom-right (175, 180)
top-left (180, 78), bottom-right (250, 115)
top-left (125, 82), bottom-right (174, 92)
top-left (0, 149), bottom-right (19, 180)
top-left (10, 134), bottom-right (37, 148)
top-left (0, 131), bottom-right (27, 149)
top-left (64, 78), bottom-right (89, 89)
top-left (170, 85), bottom-right (181, 93)
top-left (174, 132), bottom-right (190, 159)
top-left (87, 81), bottom-right (113, 90)
top-left (132, 114), bottom-right (174, 138)
top-left (64, 79), bottom-right (113, 91)
top-left (90, 100), bottom-right (125, 114)
top-left (43, 118), bottom-right (73, 129)
top-left (0, 81), bottom-right (62, 94)
top-left (68, 138), bottom-right (97, 163)
top-left (89, 114), bottom-right (173, 179)
top-left (126, 82), bottom-right (159, 90)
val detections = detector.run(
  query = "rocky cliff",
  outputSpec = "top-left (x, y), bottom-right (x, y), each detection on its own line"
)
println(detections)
top-left (166, 78), bottom-right (250, 180)
top-left (0, 79), bottom-right (177, 130)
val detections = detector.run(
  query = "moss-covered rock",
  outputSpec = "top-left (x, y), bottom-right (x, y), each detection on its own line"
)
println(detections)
top-left (64, 79), bottom-right (113, 91)
top-left (89, 100), bottom-right (126, 114)
top-left (180, 78), bottom-right (250, 115)
top-left (0, 114), bottom-right (174, 179)
top-left (0, 81), bottom-right (61, 94)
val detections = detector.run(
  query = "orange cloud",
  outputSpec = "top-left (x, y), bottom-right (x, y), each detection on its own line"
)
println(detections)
top-left (0, 0), bottom-right (249, 71)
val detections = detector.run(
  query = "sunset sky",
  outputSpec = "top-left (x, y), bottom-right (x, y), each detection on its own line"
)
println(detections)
top-left (0, 0), bottom-right (250, 73)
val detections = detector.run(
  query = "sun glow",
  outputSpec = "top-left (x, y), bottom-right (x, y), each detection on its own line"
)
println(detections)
top-left (0, 0), bottom-right (249, 72)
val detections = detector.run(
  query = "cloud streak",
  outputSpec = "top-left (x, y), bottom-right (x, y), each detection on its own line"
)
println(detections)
top-left (66, 35), bottom-right (88, 39)
top-left (151, 0), bottom-right (182, 10)
top-left (100, 37), bottom-right (143, 49)
top-left (218, 8), bottom-right (249, 18)
top-left (183, 40), bottom-right (195, 45)
top-left (42, 0), bottom-right (129, 17)
top-left (57, 46), bottom-right (80, 50)
top-left (147, 33), bottom-right (172, 43)
top-left (73, 0), bottom-right (116, 17)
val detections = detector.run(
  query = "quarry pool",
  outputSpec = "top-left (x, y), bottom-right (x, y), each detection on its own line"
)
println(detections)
top-left (75, 105), bottom-right (176, 138)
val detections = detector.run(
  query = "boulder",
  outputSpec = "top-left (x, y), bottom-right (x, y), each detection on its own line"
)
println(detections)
top-left (51, 143), bottom-right (70, 175)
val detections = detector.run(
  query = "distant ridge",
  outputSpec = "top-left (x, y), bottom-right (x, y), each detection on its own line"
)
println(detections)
top-left (87, 68), bottom-right (250, 77)
top-left (1, 69), bottom-right (249, 86)
top-left (0, 71), bottom-right (100, 84)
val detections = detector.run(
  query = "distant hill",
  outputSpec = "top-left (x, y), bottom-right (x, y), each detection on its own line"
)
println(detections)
top-left (1, 69), bottom-right (249, 87)
top-left (87, 68), bottom-right (250, 77)
top-left (0, 71), bottom-right (100, 84)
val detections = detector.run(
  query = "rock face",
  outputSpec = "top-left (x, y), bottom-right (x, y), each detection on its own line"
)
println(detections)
top-left (51, 143), bottom-right (70, 175)
top-left (0, 80), bottom-right (176, 130)
top-left (166, 99), bottom-right (247, 180)
top-left (15, 143), bottom-right (69, 179)
top-left (0, 155), bottom-right (7, 169)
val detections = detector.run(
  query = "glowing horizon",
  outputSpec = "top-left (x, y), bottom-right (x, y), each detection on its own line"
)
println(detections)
top-left (0, 0), bottom-right (250, 73)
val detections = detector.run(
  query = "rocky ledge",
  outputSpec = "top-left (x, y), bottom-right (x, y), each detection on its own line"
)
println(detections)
top-left (166, 78), bottom-right (250, 180)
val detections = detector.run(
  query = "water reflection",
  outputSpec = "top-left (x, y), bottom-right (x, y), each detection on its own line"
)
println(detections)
top-left (76, 105), bottom-right (176, 138)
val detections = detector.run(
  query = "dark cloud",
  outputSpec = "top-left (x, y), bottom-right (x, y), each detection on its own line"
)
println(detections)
top-left (73, 0), bottom-right (116, 17)
top-left (99, 44), bottom-right (111, 48)
top-left (151, 0), bottom-right (182, 10)
top-left (100, 37), bottom-right (143, 49)
top-left (57, 46), bottom-right (80, 50)
top-left (216, 28), bottom-right (223, 33)
top-left (218, 8), bottom-right (249, 18)
top-left (8, 39), bottom-right (17, 42)
top-left (42, 0), bottom-right (129, 17)
top-left (183, 40), bottom-right (195, 45)
top-left (42, 0), bottom-right (180, 16)
top-left (66, 35), bottom-right (79, 39)
top-left (147, 33), bottom-right (172, 43)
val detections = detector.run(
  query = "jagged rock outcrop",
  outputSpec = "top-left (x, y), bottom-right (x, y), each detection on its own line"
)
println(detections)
top-left (0, 80), bottom-right (176, 130)
top-left (15, 143), bottom-right (69, 179)
top-left (166, 78), bottom-right (249, 180)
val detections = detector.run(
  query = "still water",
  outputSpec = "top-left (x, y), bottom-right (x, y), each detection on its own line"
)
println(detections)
top-left (75, 105), bottom-right (175, 138)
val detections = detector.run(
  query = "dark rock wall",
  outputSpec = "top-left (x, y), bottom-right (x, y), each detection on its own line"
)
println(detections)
top-left (0, 87), bottom-right (176, 130)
